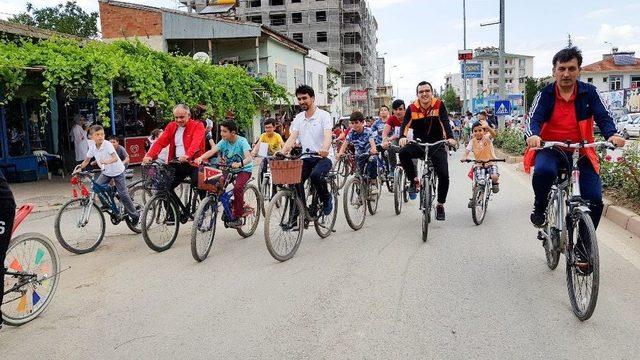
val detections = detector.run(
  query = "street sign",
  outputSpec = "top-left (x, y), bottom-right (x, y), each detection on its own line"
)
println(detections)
top-left (494, 100), bottom-right (511, 116)
top-left (458, 49), bottom-right (473, 61)
top-left (461, 62), bottom-right (482, 79)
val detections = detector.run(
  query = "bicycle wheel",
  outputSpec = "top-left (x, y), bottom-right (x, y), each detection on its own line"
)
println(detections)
top-left (190, 196), bottom-right (218, 262)
top-left (393, 167), bottom-right (404, 215)
top-left (367, 179), bottom-right (381, 215)
top-left (141, 194), bottom-right (179, 252)
top-left (566, 209), bottom-right (599, 321)
top-left (335, 158), bottom-right (350, 190)
top-left (237, 184), bottom-right (261, 238)
top-left (343, 177), bottom-right (366, 230)
top-left (2, 233), bottom-right (60, 326)
top-left (421, 181), bottom-right (431, 242)
top-left (260, 175), bottom-right (272, 216)
top-left (125, 185), bottom-right (149, 234)
top-left (314, 180), bottom-right (338, 238)
top-left (544, 192), bottom-right (560, 270)
top-left (264, 190), bottom-right (304, 262)
top-left (54, 198), bottom-right (105, 254)
top-left (471, 186), bottom-right (487, 225)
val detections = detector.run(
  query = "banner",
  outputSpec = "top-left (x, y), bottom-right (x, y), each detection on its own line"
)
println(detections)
top-left (350, 90), bottom-right (368, 102)
top-left (124, 136), bottom-right (148, 165)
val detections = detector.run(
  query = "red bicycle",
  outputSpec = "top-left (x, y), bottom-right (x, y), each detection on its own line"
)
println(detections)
top-left (2, 204), bottom-right (61, 326)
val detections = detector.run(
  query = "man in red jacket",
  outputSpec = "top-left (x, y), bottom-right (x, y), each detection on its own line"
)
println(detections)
top-left (142, 104), bottom-right (206, 190)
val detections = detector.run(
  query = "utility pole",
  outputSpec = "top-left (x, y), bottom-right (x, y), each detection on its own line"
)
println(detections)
top-left (481, 0), bottom-right (506, 129)
top-left (462, 0), bottom-right (467, 115)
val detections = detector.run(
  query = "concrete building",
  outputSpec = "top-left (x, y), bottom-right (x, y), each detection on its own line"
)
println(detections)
top-left (581, 50), bottom-right (640, 93)
top-left (444, 72), bottom-right (463, 98)
top-left (372, 85), bottom-right (392, 111)
top-left (376, 56), bottom-right (385, 86)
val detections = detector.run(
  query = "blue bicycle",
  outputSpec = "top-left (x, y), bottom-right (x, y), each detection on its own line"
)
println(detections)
top-left (54, 169), bottom-right (144, 254)
top-left (190, 158), bottom-right (261, 262)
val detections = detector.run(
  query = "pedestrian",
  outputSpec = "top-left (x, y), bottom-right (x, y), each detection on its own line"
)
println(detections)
top-left (70, 115), bottom-right (89, 164)
top-left (108, 136), bottom-right (130, 168)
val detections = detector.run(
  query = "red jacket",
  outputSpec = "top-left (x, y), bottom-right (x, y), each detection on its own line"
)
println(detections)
top-left (146, 119), bottom-right (206, 161)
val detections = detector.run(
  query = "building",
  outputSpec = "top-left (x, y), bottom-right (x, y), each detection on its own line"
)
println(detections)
top-left (376, 56), bottom-right (385, 86)
top-left (372, 84), bottom-right (392, 111)
top-left (581, 49), bottom-right (640, 93)
top-left (444, 72), bottom-right (463, 99)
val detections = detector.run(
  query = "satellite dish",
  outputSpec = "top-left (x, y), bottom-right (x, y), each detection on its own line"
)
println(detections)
top-left (193, 52), bottom-right (210, 63)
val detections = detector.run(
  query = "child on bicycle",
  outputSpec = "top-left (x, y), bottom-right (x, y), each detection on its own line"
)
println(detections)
top-left (461, 111), bottom-right (500, 195)
top-left (251, 118), bottom-right (284, 185)
top-left (337, 111), bottom-right (379, 194)
top-left (76, 125), bottom-right (139, 225)
top-left (195, 120), bottom-right (253, 228)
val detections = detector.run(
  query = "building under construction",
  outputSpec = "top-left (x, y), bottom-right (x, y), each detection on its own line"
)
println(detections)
top-left (181, 0), bottom-right (379, 114)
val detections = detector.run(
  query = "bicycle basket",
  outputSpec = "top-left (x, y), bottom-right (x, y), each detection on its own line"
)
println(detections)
top-left (142, 164), bottom-right (175, 192)
top-left (269, 159), bottom-right (303, 185)
top-left (198, 165), bottom-right (225, 194)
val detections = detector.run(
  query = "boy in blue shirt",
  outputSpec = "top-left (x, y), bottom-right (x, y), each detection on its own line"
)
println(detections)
top-left (195, 120), bottom-right (253, 228)
top-left (337, 111), bottom-right (379, 194)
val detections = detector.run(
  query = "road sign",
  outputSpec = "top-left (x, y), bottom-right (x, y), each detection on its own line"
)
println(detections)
top-left (494, 100), bottom-right (511, 116)
top-left (458, 49), bottom-right (473, 61)
top-left (461, 62), bottom-right (482, 79)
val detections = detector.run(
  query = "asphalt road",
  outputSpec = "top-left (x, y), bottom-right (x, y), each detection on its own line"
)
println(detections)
top-left (2, 149), bottom-right (640, 359)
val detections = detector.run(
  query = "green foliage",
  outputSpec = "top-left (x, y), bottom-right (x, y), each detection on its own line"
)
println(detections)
top-left (0, 38), bottom-right (289, 128)
top-left (326, 66), bottom-right (341, 104)
top-left (601, 142), bottom-right (640, 201)
top-left (524, 77), bottom-right (546, 114)
top-left (493, 128), bottom-right (527, 155)
top-left (9, 1), bottom-right (99, 38)
top-left (442, 86), bottom-right (461, 113)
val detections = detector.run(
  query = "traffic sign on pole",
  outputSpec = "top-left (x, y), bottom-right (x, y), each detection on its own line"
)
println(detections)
top-left (458, 49), bottom-right (473, 61)
top-left (494, 100), bottom-right (511, 116)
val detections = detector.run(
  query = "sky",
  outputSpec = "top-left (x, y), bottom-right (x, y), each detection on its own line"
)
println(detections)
top-left (2, 0), bottom-right (640, 101)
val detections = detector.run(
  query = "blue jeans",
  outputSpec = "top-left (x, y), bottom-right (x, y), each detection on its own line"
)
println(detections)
top-left (532, 149), bottom-right (603, 228)
top-left (356, 154), bottom-right (378, 179)
top-left (298, 157), bottom-right (332, 202)
top-left (96, 173), bottom-right (139, 220)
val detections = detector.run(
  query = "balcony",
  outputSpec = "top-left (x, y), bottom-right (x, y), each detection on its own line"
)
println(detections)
top-left (342, 1), bottom-right (361, 12)
top-left (342, 23), bottom-right (362, 33)
top-left (342, 63), bottom-right (363, 73)
top-left (342, 43), bottom-right (363, 53)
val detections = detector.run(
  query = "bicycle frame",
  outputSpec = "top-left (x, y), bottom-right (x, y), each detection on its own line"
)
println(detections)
top-left (71, 172), bottom-right (124, 224)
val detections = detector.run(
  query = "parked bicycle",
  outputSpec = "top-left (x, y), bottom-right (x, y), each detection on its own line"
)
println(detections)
top-left (54, 169), bottom-right (146, 254)
top-left (462, 158), bottom-right (506, 225)
top-left (343, 153), bottom-right (380, 230)
top-left (190, 158), bottom-right (261, 262)
top-left (140, 161), bottom-right (200, 252)
top-left (534, 140), bottom-right (615, 321)
top-left (263, 152), bottom-right (338, 262)
top-left (3, 204), bottom-right (61, 326)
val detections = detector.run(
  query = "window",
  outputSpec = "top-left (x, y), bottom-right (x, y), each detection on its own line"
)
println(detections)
top-left (519, 58), bottom-right (526, 67)
top-left (316, 11), bottom-right (327, 22)
top-left (610, 75), bottom-right (622, 91)
top-left (275, 63), bottom-right (287, 86)
top-left (317, 31), bottom-right (327, 42)
top-left (291, 12), bottom-right (302, 23)
top-left (306, 71), bottom-right (313, 85)
top-left (270, 0), bottom-right (284, 5)
top-left (6, 100), bottom-right (27, 156)
top-left (294, 68), bottom-right (304, 87)
top-left (587, 77), bottom-right (593, 83)
top-left (248, 15), bottom-right (262, 23)
top-left (270, 14), bottom-right (286, 26)
top-left (603, 77), bottom-right (607, 82)
top-left (631, 76), bottom-right (640, 89)
top-left (292, 33), bottom-right (303, 43)
top-left (318, 74), bottom-right (324, 93)
top-left (249, 0), bottom-right (261, 7)
top-left (320, 51), bottom-right (328, 56)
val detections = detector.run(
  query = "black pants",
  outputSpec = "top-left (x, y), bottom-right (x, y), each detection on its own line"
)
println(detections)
top-left (171, 162), bottom-right (205, 199)
top-left (399, 144), bottom-right (450, 204)
top-left (296, 157), bottom-right (332, 203)
top-left (0, 198), bottom-right (16, 320)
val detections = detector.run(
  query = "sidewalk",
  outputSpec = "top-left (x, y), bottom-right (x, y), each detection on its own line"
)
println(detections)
top-left (11, 176), bottom-right (73, 212)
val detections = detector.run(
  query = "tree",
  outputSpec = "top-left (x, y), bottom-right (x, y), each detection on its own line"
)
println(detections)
top-left (442, 86), bottom-right (461, 113)
top-left (9, 1), bottom-right (99, 38)
top-left (524, 77), bottom-right (545, 113)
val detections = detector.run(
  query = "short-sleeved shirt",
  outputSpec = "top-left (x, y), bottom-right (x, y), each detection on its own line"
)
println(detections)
top-left (87, 140), bottom-right (125, 177)
top-left (115, 145), bottom-right (128, 169)
top-left (370, 118), bottom-right (386, 145)
top-left (258, 132), bottom-right (284, 155)
top-left (386, 115), bottom-right (403, 138)
top-left (216, 136), bottom-right (253, 172)
top-left (347, 127), bottom-right (375, 156)
top-left (466, 134), bottom-right (497, 162)
top-left (291, 107), bottom-right (334, 160)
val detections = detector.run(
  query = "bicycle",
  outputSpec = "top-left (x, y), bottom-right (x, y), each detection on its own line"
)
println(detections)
top-left (343, 153), bottom-right (380, 230)
top-left (264, 152), bottom-right (338, 262)
top-left (55, 168), bottom-right (145, 254)
top-left (462, 158), bottom-right (506, 225)
top-left (534, 140), bottom-right (615, 321)
top-left (390, 144), bottom-right (409, 215)
top-left (257, 158), bottom-right (275, 216)
top-left (140, 160), bottom-right (201, 252)
top-left (376, 145), bottom-right (394, 193)
top-left (334, 144), bottom-right (356, 190)
top-left (408, 139), bottom-right (448, 242)
top-left (3, 203), bottom-right (61, 326)
top-left (190, 159), bottom-right (261, 262)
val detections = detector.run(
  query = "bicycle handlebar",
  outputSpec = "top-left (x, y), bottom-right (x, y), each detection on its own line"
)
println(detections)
top-left (408, 139), bottom-right (449, 147)
top-left (533, 141), bottom-right (616, 151)
top-left (461, 159), bottom-right (506, 164)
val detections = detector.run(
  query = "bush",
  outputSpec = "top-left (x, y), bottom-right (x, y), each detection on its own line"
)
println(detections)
top-left (601, 142), bottom-right (640, 203)
top-left (494, 128), bottom-right (527, 155)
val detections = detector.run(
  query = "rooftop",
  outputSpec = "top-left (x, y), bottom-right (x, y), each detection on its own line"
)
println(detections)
top-left (582, 55), bottom-right (640, 73)
top-left (0, 19), bottom-right (81, 40)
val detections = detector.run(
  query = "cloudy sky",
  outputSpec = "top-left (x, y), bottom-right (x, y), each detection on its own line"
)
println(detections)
top-left (2, 0), bottom-right (640, 101)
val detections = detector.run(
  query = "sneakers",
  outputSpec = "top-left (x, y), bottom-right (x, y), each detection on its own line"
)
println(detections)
top-left (530, 210), bottom-right (546, 228)
top-left (226, 218), bottom-right (243, 228)
top-left (129, 214), bottom-right (140, 227)
top-left (408, 179), bottom-right (419, 200)
top-left (322, 197), bottom-right (333, 216)
top-left (435, 204), bottom-right (446, 221)
top-left (370, 181), bottom-right (379, 196)
top-left (492, 183), bottom-right (500, 194)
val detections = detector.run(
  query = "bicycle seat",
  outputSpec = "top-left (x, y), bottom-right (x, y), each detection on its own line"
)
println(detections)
top-left (13, 203), bottom-right (34, 233)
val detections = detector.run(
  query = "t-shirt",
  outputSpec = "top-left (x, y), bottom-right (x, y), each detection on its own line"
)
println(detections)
top-left (86, 140), bottom-right (125, 177)
top-left (466, 134), bottom-right (497, 162)
top-left (370, 118), bottom-right (386, 145)
top-left (347, 127), bottom-right (375, 156)
top-left (115, 145), bottom-right (128, 169)
top-left (71, 124), bottom-right (89, 162)
top-left (258, 132), bottom-right (284, 155)
top-left (175, 126), bottom-right (186, 158)
top-left (216, 136), bottom-right (253, 172)
top-left (0, 170), bottom-right (15, 206)
top-left (291, 107), bottom-right (334, 160)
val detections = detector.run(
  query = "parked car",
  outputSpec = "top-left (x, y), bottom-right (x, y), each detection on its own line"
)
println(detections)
top-left (618, 113), bottom-right (640, 139)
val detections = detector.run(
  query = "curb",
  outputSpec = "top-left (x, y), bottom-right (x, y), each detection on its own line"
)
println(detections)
top-left (496, 147), bottom-right (640, 239)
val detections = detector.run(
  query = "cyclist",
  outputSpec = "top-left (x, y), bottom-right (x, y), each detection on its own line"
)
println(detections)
top-left (398, 81), bottom-right (456, 221)
top-left (461, 114), bottom-right (500, 199)
top-left (251, 118), bottom-right (284, 186)
top-left (524, 46), bottom-right (625, 229)
top-left (77, 125), bottom-right (139, 225)
top-left (108, 136), bottom-right (130, 168)
top-left (279, 85), bottom-right (334, 216)
top-left (382, 99), bottom-right (406, 177)
top-left (371, 105), bottom-right (390, 176)
top-left (337, 111), bottom-right (379, 194)
top-left (195, 120), bottom-right (253, 228)
top-left (0, 168), bottom-right (16, 329)
top-left (142, 104), bottom-right (206, 193)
